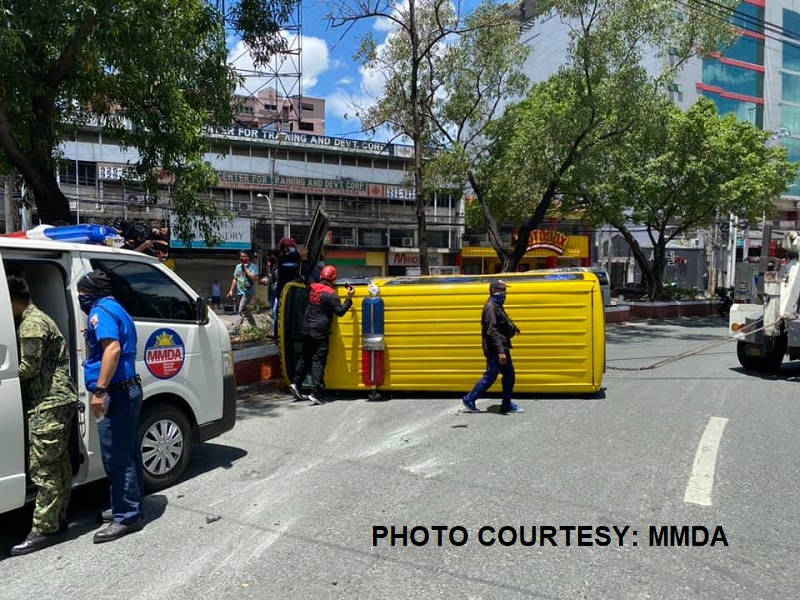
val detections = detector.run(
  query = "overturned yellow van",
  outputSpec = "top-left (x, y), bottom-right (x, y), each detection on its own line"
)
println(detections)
top-left (279, 271), bottom-right (605, 395)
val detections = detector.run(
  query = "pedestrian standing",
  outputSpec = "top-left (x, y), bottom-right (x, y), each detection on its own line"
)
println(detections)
top-left (227, 251), bottom-right (259, 330)
top-left (8, 276), bottom-right (77, 556)
top-left (211, 279), bottom-right (221, 310)
top-left (77, 270), bottom-right (145, 543)
top-left (288, 266), bottom-right (354, 405)
top-left (462, 280), bottom-right (524, 414)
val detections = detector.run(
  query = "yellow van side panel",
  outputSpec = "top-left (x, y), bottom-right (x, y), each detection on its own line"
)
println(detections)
top-left (299, 275), bottom-right (605, 395)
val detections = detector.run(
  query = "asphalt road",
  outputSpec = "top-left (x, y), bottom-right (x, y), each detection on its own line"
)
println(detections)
top-left (2, 316), bottom-right (799, 599)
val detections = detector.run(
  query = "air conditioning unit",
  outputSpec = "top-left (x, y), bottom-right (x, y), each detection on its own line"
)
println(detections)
top-left (401, 237), bottom-right (414, 247)
top-left (239, 202), bottom-right (251, 212)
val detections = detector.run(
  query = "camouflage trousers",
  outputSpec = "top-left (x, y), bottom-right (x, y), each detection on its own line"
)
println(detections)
top-left (28, 404), bottom-right (75, 534)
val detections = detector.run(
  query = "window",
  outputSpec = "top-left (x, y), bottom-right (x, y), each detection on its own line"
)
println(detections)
top-left (359, 228), bottom-right (386, 247)
top-left (389, 230), bottom-right (415, 247)
top-left (781, 104), bottom-right (800, 135)
top-left (298, 121), bottom-right (314, 131)
top-left (427, 230), bottom-right (449, 248)
top-left (722, 35), bottom-right (763, 65)
top-left (784, 73), bottom-right (800, 104)
top-left (784, 9), bottom-right (800, 42)
top-left (89, 259), bottom-right (196, 321)
top-left (699, 91), bottom-right (763, 127)
top-left (300, 102), bottom-right (314, 111)
top-left (783, 140), bottom-right (800, 196)
top-left (785, 41), bottom-right (800, 72)
top-left (59, 160), bottom-right (97, 185)
top-left (733, 3), bottom-right (764, 33)
top-left (702, 60), bottom-right (763, 97)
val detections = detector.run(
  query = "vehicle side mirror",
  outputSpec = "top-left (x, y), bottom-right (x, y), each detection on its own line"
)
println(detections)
top-left (195, 297), bottom-right (208, 323)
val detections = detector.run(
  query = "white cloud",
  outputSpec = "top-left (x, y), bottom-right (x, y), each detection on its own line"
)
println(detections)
top-left (228, 32), bottom-right (330, 97)
top-left (336, 77), bottom-right (354, 86)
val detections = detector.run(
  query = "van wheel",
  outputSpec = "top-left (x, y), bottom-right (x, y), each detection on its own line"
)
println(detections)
top-left (139, 404), bottom-right (193, 492)
top-left (737, 339), bottom-right (786, 372)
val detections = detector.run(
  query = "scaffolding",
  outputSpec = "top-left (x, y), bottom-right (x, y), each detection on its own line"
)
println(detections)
top-left (217, 0), bottom-right (304, 131)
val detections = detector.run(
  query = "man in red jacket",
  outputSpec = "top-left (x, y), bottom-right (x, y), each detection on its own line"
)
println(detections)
top-left (289, 265), bottom-right (355, 405)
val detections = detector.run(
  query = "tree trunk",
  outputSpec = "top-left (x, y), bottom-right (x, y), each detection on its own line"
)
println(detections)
top-left (467, 169), bottom-right (511, 269)
top-left (0, 108), bottom-right (71, 224)
top-left (408, 0), bottom-right (429, 275)
top-left (615, 224), bottom-right (656, 297)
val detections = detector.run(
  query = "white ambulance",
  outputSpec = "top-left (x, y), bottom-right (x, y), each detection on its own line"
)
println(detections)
top-left (0, 236), bottom-right (236, 515)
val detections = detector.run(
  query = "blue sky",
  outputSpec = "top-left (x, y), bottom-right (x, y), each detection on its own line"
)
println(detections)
top-left (227, 0), bottom-right (486, 141)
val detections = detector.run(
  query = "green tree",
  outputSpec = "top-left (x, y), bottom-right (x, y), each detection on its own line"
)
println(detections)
top-left (327, 0), bottom-right (515, 275)
top-left (576, 97), bottom-right (797, 299)
top-left (471, 0), bottom-right (736, 272)
top-left (425, 3), bottom-right (530, 252)
top-left (0, 0), bottom-right (295, 229)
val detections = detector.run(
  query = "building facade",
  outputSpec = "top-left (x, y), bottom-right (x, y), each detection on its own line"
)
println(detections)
top-left (57, 124), bottom-right (464, 293)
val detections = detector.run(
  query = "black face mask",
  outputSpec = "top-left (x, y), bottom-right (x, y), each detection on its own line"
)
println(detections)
top-left (79, 295), bottom-right (99, 315)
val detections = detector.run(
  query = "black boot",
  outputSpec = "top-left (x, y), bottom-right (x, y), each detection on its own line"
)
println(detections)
top-left (10, 532), bottom-right (60, 556)
top-left (92, 519), bottom-right (144, 544)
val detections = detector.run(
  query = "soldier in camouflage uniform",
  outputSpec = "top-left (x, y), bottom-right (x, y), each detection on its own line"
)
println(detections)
top-left (7, 276), bottom-right (77, 557)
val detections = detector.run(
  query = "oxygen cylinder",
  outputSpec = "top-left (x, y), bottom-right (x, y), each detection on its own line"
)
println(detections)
top-left (361, 282), bottom-right (385, 388)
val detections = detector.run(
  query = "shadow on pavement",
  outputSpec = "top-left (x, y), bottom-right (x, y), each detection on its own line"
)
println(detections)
top-left (0, 481), bottom-right (168, 561)
top-left (235, 380), bottom-right (305, 421)
top-left (729, 361), bottom-right (800, 382)
top-left (180, 442), bottom-right (248, 484)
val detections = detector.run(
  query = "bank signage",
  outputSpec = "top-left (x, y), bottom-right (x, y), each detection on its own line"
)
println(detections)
top-left (203, 126), bottom-right (414, 158)
top-left (389, 251), bottom-right (444, 266)
top-left (169, 216), bottom-right (251, 250)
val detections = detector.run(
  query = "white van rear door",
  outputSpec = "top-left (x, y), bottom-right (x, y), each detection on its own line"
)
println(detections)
top-left (0, 255), bottom-right (26, 513)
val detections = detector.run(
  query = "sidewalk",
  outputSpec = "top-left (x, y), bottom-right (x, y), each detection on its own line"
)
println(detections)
top-left (214, 308), bottom-right (282, 386)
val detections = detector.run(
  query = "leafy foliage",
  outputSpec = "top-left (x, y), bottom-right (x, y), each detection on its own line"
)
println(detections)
top-left (577, 97), bottom-right (798, 297)
top-left (0, 0), bottom-right (295, 237)
top-left (473, 0), bottom-right (738, 271)
top-left (328, 0), bottom-right (522, 274)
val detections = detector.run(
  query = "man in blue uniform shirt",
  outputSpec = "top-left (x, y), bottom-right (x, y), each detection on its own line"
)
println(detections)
top-left (77, 270), bottom-right (144, 543)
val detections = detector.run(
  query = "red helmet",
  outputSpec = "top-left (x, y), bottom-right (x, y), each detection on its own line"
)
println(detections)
top-left (320, 265), bottom-right (338, 282)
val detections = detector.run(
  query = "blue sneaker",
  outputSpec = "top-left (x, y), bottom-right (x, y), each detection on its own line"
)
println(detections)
top-left (461, 397), bottom-right (480, 413)
top-left (500, 401), bottom-right (524, 414)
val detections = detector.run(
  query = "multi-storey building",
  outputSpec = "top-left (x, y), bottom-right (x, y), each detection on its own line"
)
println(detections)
top-left (58, 122), bottom-right (464, 292)
top-left (232, 89), bottom-right (326, 135)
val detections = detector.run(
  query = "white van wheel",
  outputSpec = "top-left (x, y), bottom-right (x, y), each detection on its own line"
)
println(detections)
top-left (139, 404), bottom-right (193, 492)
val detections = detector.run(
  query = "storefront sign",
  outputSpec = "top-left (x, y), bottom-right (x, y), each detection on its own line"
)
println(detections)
top-left (96, 162), bottom-right (413, 201)
top-left (169, 216), bottom-right (251, 250)
top-left (216, 171), bottom-right (390, 198)
top-left (526, 230), bottom-right (570, 255)
top-left (203, 126), bottom-right (414, 158)
top-left (389, 251), bottom-right (443, 266)
top-left (97, 163), bottom-right (174, 184)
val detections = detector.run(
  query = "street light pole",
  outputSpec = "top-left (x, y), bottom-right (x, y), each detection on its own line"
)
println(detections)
top-left (257, 132), bottom-right (286, 250)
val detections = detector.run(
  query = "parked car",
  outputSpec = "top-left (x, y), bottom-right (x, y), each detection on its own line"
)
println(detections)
top-left (612, 282), bottom-right (649, 301)
top-left (554, 267), bottom-right (611, 306)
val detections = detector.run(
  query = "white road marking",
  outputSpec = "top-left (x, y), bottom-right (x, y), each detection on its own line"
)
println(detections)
top-left (684, 416), bottom-right (729, 506)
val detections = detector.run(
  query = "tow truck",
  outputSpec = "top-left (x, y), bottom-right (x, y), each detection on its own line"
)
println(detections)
top-left (730, 224), bottom-right (800, 371)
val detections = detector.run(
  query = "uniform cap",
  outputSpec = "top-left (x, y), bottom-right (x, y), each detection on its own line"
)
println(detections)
top-left (489, 280), bottom-right (509, 293)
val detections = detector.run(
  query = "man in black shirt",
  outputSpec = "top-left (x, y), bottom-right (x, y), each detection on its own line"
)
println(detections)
top-left (271, 238), bottom-right (301, 338)
top-left (288, 266), bottom-right (355, 405)
top-left (462, 280), bottom-right (523, 414)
